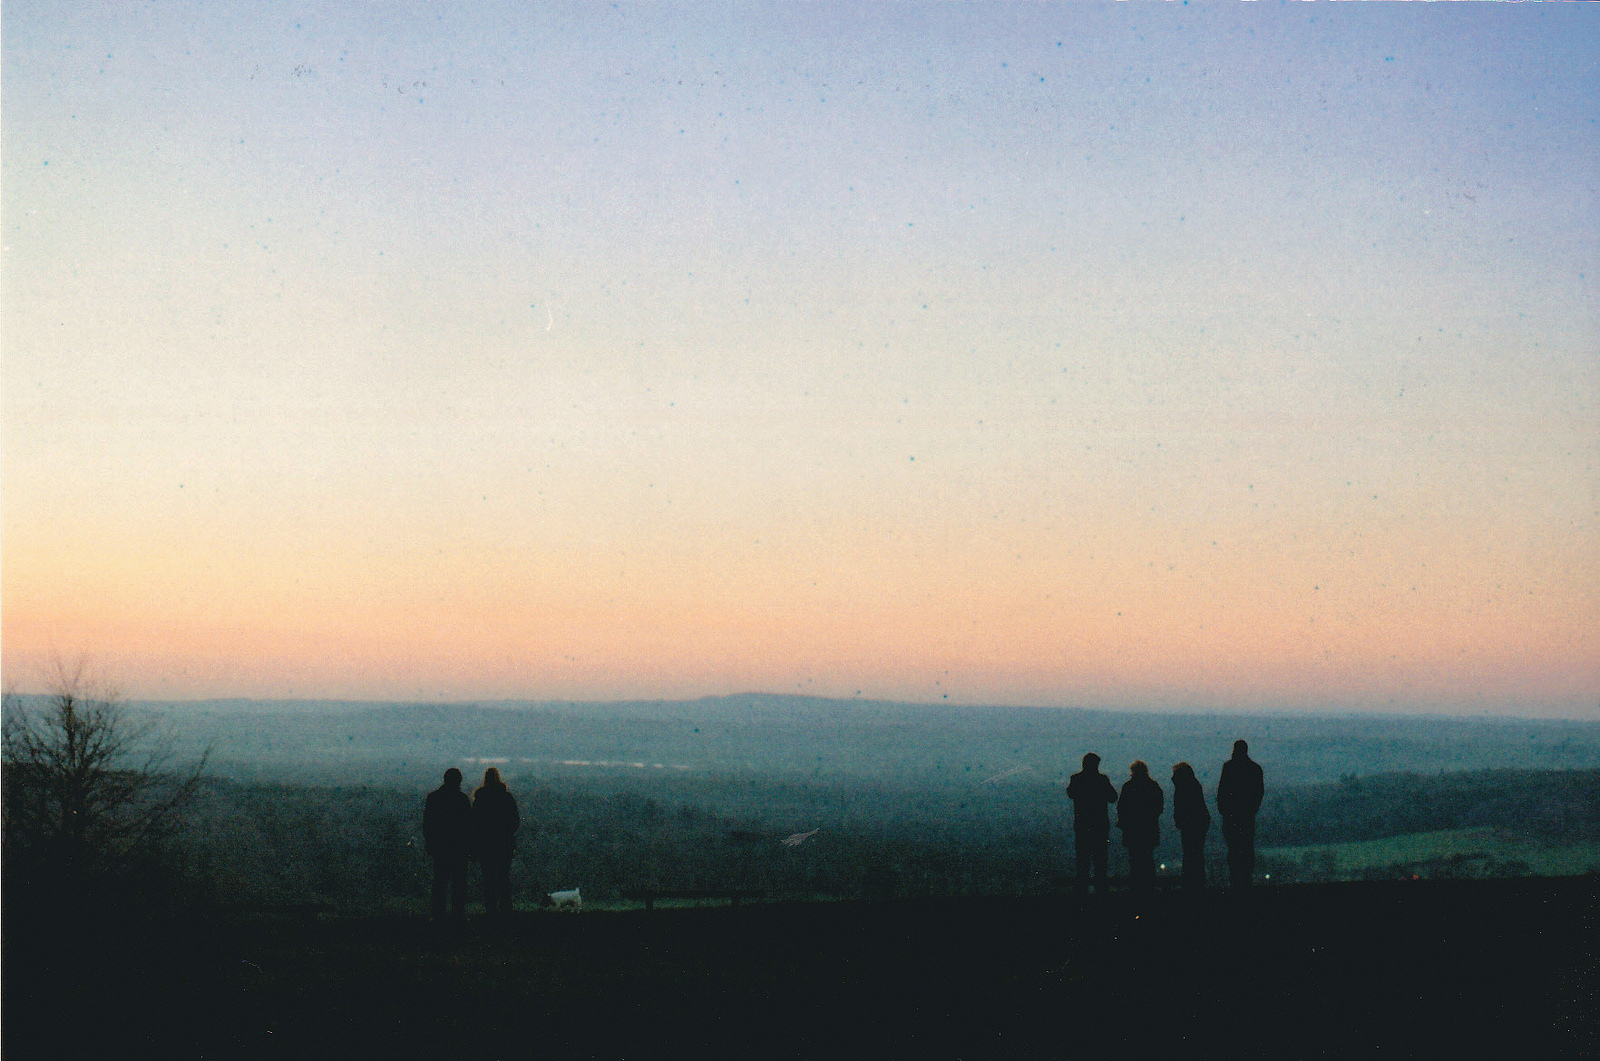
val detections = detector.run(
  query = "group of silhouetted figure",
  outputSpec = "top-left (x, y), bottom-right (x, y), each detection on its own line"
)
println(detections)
top-left (1067, 739), bottom-right (1264, 894)
top-left (422, 740), bottom-right (1262, 918)
top-left (422, 767), bottom-right (521, 920)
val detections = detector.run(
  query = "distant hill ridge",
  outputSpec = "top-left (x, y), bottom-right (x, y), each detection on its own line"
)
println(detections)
top-left (106, 693), bottom-right (1600, 788)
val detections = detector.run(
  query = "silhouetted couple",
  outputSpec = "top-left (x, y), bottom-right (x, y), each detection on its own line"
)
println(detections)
top-left (423, 767), bottom-right (521, 919)
top-left (1066, 755), bottom-right (1168, 895)
top-left (1067, 740), bottom-right (1263, 894)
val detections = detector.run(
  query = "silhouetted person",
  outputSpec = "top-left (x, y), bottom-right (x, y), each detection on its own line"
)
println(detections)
top-left (423, 767), bottom-right (472, 920)
top-left (472, 767), bottom-right (520, 916)
top-left (1117, 760), bottom-right (1164, 895)
top-left (1217, 739), bottom-right (1264, 889)
top-left (1066, 753), bottom-right (1118, 894)
top-left (1171, 761), bottom-right (1210, 891)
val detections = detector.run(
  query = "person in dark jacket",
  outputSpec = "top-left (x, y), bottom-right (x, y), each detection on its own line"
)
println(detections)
top-left (472, 767), bottom-right (521, 916)
top-left (1066, 753), bottom-right (1118, 894)
top-left (1171, 761), bottom-right (1210, 891)
top-left (423, 767), bottom-right (472, 920)
top-left (1117, 761), bottom-right (1164, 895)
top-left (1216, 739), bottom-right (1265, 889)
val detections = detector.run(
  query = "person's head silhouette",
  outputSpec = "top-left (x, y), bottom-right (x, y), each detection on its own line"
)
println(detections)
top-left (1232, 740), bottom-right (1250, 759)
top-left (1082, 753), bottom-right (1101, 770)
top-left (443, 767), bottom-right (463, 788)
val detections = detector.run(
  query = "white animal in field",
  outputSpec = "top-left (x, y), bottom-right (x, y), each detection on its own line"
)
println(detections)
top-left (545, 888), bottom-right (582, 911)
top-left (781, 828), bottom-right (820, 848)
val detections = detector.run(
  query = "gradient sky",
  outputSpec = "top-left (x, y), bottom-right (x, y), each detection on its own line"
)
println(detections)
top-left (5, 3), bottom-right (1597, 717)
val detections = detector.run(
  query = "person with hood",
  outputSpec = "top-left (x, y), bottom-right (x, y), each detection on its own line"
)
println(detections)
top-left (1117, 760), bottom-right (1164, 895)
top-left (1217, 739), bottom-right (1265, 889)
top-left (423, 767), bottom-right (472, 920)
top-left (472, 767), bottom-right (521, 916)
top-left (1066, 753), bottom-right (1119, 894)
top-left (1171, 762), bottom-right (1210, 891)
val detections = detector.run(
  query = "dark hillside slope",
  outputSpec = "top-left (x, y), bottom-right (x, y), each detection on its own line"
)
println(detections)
top-left (6, 878), bottom-right (1594, 1059)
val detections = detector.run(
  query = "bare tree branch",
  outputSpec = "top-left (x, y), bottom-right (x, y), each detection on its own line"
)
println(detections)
top-left (3, 660), bottom-right (209, 891)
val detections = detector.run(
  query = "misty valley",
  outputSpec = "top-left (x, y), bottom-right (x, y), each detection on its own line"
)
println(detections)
top-left (136, 696), bottom-right (1600, 911)
top-left (7, 693), bottom-right (1598, 1060)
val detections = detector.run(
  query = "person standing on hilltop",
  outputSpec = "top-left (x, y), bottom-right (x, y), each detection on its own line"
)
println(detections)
top-left (1171, 762), bottom-right (1210, 891)
top-left (1066, 753), bottom-right (1119, 894)
top-left (423, 768), bottom-right (472, 921)
top-left (1117, 761), bottom-right (1164, 896)
top-left (473, 767), bottom-right (521, 917)
top-left (1217, 740), bottom-right (1265, 889)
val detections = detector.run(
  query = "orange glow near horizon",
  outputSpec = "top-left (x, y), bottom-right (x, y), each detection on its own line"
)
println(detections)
top-left (6, 495), bottom-right (1595, 715)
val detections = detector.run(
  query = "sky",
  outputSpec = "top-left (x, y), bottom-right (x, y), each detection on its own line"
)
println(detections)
top-left (4, 3), bottom-right (1597, 718)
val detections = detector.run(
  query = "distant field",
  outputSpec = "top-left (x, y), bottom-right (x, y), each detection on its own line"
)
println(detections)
top-left (1263, 828), bottom-right (1600, 880)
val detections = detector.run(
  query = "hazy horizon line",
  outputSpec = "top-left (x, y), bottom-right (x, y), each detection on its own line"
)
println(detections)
top-left (22, 690), bottom-right (1586, 725)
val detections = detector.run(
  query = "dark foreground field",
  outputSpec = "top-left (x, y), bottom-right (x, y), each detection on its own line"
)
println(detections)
top-left (7, 878), bottom-right (1596, 1060)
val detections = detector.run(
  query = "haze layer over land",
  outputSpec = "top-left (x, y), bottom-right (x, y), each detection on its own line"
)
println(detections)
top-left (111, 695), bottom-right (1600, 789)
top-left (5, 4), bottom-right (1597, 717)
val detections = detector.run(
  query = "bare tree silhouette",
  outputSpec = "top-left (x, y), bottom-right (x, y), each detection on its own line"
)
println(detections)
top-left (2, 658), bottom-right (208, 904)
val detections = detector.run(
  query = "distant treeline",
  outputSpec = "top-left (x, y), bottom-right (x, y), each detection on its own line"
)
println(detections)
top-left (175, 766), bottom-right (1600, 913)
top-left (1260, 768), bottom-right (1600, 846)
